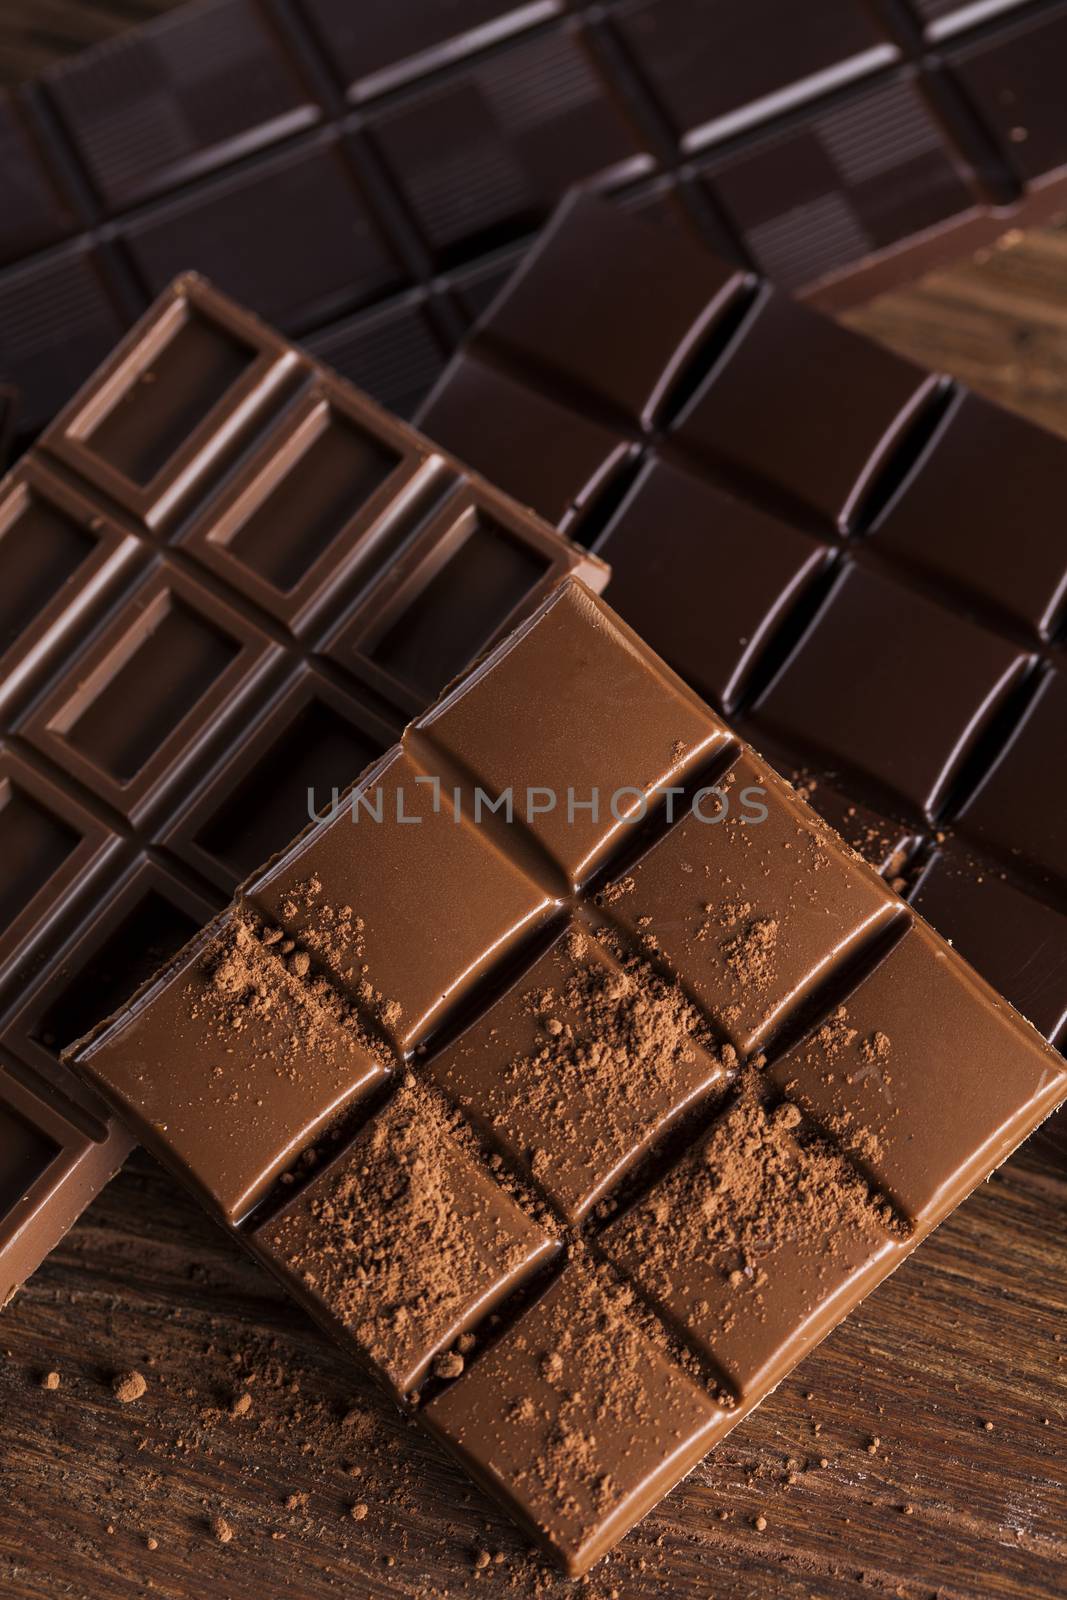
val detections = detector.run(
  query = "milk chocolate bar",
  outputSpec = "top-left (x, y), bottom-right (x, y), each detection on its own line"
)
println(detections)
top-left (420, 192), bottom-right (1067, 1052)
top-left (70, 578), bottom-right (1066, 1574)
top-left (6, 0), bottom-right (1067, 433)
top-left (0, 274), bottom-right (604, 1305)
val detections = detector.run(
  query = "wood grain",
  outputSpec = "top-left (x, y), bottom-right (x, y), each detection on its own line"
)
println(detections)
top-left (0, 6), bottom-right (1065, 1598)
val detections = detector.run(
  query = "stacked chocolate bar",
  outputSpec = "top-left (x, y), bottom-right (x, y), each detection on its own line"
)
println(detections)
top-left (0, 274), bottom-right (604, 1306)
top-left (421, 194), bottom-right (1067, 1053)
top-left (5, 0), bottom-right (1067, 434)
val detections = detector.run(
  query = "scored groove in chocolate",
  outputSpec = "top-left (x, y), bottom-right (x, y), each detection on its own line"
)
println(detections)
top-left (0, 273), bottom-right (606, 1304)
top-left (6, 0), bottom-right (1067, 433)
top-left (418, 192), bottom-right (1067, 1053)
top-left (0, 385), bottom-right (16, 471)
top-left (70, 577), bottom-right (1067, 1574)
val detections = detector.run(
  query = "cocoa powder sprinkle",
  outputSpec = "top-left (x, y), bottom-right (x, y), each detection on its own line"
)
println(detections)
top-left (113, 1371), bottom-right (147, 1404)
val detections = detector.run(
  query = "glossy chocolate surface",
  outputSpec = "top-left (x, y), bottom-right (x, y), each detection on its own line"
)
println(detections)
top-left (0, 275), bottom-right (602, 1303)
top-left (6, 0), bottom-right (1067, 434)
top-left (72, 579), bottom-right (1066, 1574)
top-left (767, 921), bottom-right (1064, 1225)
top-left (424, 1260), bottom-right (726, 1573)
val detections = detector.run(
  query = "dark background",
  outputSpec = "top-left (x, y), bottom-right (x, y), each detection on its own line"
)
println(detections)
top-left (0, 4), bottom-right (1064, 1598)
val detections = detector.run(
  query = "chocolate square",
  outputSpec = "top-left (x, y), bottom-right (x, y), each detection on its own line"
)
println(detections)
top-left (367, 26), bottom-right (652, 266)
top-left (247, 744), bottom-right (557, 1052)
top-left (673, 289), bottom-right (940, 532)
top-left (427, 915), bottom-right (726, 1222)
top-left (75, 913), bottom-right (390, 1223)
top-left (752, 566), bottom-right (1031, 818)
top-left (768, 922), bottom-right (1062, 1225)
top-left (600, 751), bottom-right (897, 1054)
top-left (420, 580), bottom-right (728, 888)
top-left (44, 0), bottom-right (321, 210)
top-left (604, 1096), bottom-right (902, 1393)
top-left (254, 1078), bottom-right (557, 1396)
top-left (424, 1261), bottom-right (724, 1573)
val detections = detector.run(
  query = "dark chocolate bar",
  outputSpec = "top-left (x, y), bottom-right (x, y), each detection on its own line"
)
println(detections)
top-left (6, 0), bottom-right (1067, 434)
top-left (0, 273), bottom-right (604, 1306)
top-left (419, 192), bottom-right (1067, 1054)
top-left (70, 577), bottom-right (1067, 1574)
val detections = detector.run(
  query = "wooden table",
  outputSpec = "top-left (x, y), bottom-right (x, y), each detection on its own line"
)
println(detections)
top-left (0, 7), bottom-right (1064, 1598)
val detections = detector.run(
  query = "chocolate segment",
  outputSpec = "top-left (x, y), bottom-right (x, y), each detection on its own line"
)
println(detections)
top-left (0, 1050), bottom-right (131, 1308)
top-left (248, 744), bottom-right (557, 1053)
top-left (0, 273), bottom-right (602, 1303)
top-left (318, 481), bottom-right (599, 711)
top-left (767, 922), bottom-right (1062, 1226)
top-left (910, 847), bottom-right (1067, 1048)
top-left (397, 354), bottom-right (637, 531)
top-left (594, 458), bottom-right (828, 710)
top-left (121, 137), bottom-right (401, 331)
top-left (600, 751), bottom-right (898, 1055)
top-left (366, 25), bottom-right (653, 266)
top-left (420, 580), bottom-right (728, 888)
top-left (423, 1262), bottom-right (725, 1574)
top-left (957, 669), bottom-right (1066, 890)
top-left (0, 747), bottom-right (114, 976)
top-left (672, 288), bottom-right (940, 533)
top-left (22, 565), bottom-right (280, 826)
top-left (603, 1096), bottom-right (903, 1395)
top-left (0, 462), bottom-right (141, 719)
top-left (426, 915), bottom-right (726, 1222)
top-left (73, 914), bottom-right (391, 1224)
top-left (752, 566), bottom-right (1031, 819)
top-left (869, 390), bottom-right (1067, 639)
top-left (4, 859), bottom-right (221, 1089)
top-left (71, 577), bottom-right (1066, 1573)
top-left (45, 0), bottom-right (321, 210)
top-left (255, 1078), bottom-right (558, 1399)
top-left (478, 194), bottom-right (748, 427)
top-left (9, 0), bottom-right (1067, 431)
top-left (175, 383), bottom-right (415, 630)
top-left (703, 71), bottom-right (979, 291)
top-left (161, 668), bottom-right (400, 893)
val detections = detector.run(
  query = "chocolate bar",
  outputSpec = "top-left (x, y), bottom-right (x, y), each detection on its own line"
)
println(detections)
top-left (419, 192), bottom-right (1067, 1054)
top-left (5, 0), bottom-right (1067, 434)
top-left (69, 578), bottom-right (1066, 1574)
top-left (0, 273), bottom-right (604, 1306)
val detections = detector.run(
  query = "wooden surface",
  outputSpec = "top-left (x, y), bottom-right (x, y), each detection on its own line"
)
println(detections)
top-left (1, 6), bottom-right (1065, 1598)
